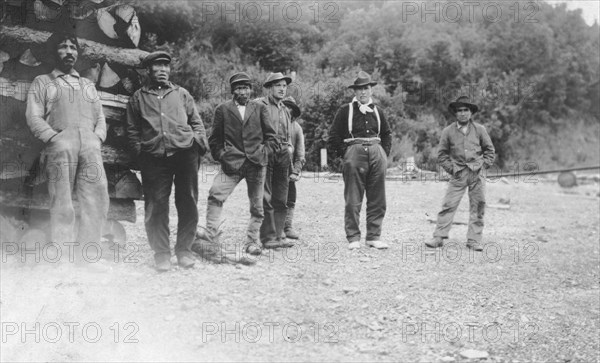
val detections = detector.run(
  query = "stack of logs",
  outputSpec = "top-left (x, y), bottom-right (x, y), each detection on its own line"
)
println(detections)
top-left (0, 0), bottom-right (148, 229)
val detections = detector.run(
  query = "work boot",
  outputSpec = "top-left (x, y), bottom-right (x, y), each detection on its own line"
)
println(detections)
top-left (425, 237), bottom-right (446, 248)
top-left (466, 239), bottom-right (483, 251)
top-left (154, 253), bottom-right (172, 272)
top-left (284, 207), bottom-right (299, 239)
top-left (177, 255), bottom-right (196, 269)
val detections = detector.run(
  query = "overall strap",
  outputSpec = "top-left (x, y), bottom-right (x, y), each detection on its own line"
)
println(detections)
top-left (373, 106), bottom-right (381, 137)
top-left (347, 102), bottom-right (354, 138)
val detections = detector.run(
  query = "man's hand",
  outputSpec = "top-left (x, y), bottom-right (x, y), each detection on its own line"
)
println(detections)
top-left (289, 173), bottom-right (300, 182)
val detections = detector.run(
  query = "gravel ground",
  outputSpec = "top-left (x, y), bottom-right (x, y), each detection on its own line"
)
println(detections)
top-left (1, 171), bottom-right (599, 362)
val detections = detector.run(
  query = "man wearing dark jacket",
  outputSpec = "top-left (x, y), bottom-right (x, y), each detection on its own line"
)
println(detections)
top-left (256, 73), bottom-right (294, 249)
top-left (426, 96), bottom-right (495, 251)
top-left (328, 71), bottom-right (392, 250)
top-left (126, 51), bottom-right (208, 271)
top-left (194, 72), bottom-right (278, 263)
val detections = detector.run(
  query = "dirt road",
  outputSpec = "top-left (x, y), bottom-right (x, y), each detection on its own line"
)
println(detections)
top-left (2, 173), bottom-right (599, 362)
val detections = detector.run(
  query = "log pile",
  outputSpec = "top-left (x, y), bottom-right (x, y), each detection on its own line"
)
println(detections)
top-left (0, 0), bottom-right (147, 222)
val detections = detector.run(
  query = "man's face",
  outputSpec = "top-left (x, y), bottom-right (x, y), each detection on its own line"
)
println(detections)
top-left (455, 106), bottom-right (472, 124)
top-left (148, 61), bottom-right (170, 85)
top-left (233, 83), bottom-right (251, 105)
top-left (353, 85), bottom-right (372, 104)
top-left (269, 80), bottom-right (287, 100)
top-left (56, 39), bottom-right (78, 70)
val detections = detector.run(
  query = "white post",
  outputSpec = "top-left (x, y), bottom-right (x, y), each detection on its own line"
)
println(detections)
top-left (320, 148), bottom-right (328, 169)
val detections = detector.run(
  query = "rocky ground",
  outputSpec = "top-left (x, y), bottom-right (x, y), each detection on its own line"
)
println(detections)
top-left (1, 171), bottom-right (599, 362)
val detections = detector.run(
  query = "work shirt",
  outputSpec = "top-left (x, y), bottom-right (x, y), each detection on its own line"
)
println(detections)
top-left (328, 100), bottom-right (392, 158)
top-left (257, 95), bottom-right (291, 144)
top-left (26, 69), bottom-right (106, 143)
top-left (437, 120), bottom-right (495, 174)
top-left (126, 82), bottom-right (207, 157)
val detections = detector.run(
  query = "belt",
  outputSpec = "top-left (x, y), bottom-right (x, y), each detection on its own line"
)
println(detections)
top-left (344, 137), bottom-right (381, 146)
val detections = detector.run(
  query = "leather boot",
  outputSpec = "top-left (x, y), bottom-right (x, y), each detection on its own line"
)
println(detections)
top-left (284, 207), bottom-right (299, 239)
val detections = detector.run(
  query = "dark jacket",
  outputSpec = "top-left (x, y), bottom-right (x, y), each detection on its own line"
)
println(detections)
top-left (126, 82), bottom-right (208, 157)
top-left (437, 121), bottom-right (495, 175)
top-left (327, 101), bottom-right (392, 158)
top-left (209, 100), bottom-right (277, 173)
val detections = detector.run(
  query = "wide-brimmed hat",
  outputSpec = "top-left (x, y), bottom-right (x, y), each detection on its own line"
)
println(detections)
top-left (142, 51), bottom-right (172, 67)
top-left (282, 96), bottom-right (301, 119)
top-left (263, 72), bottom-right (292, 88)
top-left (229, 72), bottom-right (252, 87)
top-left (348, 71), bottom-right (377, 89)
top-left (448, 95), bottom-right (479, 114)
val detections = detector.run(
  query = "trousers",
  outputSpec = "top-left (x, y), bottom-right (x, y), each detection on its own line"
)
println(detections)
top-left (206, 161), bottom-right (266, 245)
top-left (41, 127), bottom-right (109, 245)
top-left (342, 143), bottom-right (387, 242)
top-left (140, 143), bottom-right (200, 259)
top-left (260, 150), bottom-right (290, 244)
top-left (433, 168), bottom-right (486, 242)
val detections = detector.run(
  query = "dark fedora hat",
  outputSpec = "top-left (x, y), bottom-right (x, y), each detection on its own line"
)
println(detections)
top-left (282, 96), bottom-right (301, 119)
top-left (348, 71), bottom-right (377, 89)
top-left (142, 51), bottom-right (172, 67)
top-left (448, 95), bottom-right (479, 114)
top-left (263, 72), bottom-right (292, 88)
top-left (229, 72), bottom-right (252, 86)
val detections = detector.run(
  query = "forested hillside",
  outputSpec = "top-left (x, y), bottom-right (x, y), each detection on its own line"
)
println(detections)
top-left (21, 0), bottom-right (600, 170)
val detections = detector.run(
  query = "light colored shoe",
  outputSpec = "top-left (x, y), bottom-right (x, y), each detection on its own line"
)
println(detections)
top-left (348, 241), bottom-right (361, 250)
top-left (366, 240), bottom-right (389, 249)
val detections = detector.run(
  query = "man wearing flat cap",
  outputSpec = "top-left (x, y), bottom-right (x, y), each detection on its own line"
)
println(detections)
top-left (192, 72), bottom-right (278, 263)
top-left (256, 72), bottom-right (295, 249)
top-left (26, 31), bottom-right (109, 253)
top-left (328, 71), bottom-right (392, 250)
top-left (126, 50), bottom-right (209, 271)
top-left (426, 96), bottom-right (495, 251)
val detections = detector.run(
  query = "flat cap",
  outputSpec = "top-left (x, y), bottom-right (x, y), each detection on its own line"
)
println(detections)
top-left (142, 51), bottom-right (172, 67)
top-left (263, 72), bottom-right (292, 88)
top-left (229, 72), bottom-right (252, 86)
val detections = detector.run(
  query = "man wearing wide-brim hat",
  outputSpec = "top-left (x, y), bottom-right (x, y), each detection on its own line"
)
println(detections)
top-left (126, 50), bottom-right (209, 271)
top-left (327, 71), bottom-right (393, 250)
top-left (191, 71), bottom-right (278, 263)
top-left (256, 72), bottom-right (295, 249)
top-left (426, 95), bottom-right (495, 251)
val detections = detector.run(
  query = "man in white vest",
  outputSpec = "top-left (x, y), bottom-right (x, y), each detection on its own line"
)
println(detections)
top-left (327, 71), bottom-right (392, 250)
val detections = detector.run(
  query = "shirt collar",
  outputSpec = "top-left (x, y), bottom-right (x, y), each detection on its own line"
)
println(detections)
top-left (352, 96), bottom-right (374, 106)
top-left (455, 120), bottom-right (472, 128)
top-left (142, 82), bottom-right (177, 94)
top-left (51, 68), bottom-right (80, 79)
top-left (268, 94), bottom-right (284, 107)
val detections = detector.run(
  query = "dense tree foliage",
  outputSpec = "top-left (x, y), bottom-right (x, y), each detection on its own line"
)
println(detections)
top-left (132, 0), bottom-right (599, 169)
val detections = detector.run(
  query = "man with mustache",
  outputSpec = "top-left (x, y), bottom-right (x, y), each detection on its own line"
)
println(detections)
top-left (328, 71), bottom-right (392, 250)
top-left (126, 51), bottom-right (208, 271)
top-left (426, 96), bottom-right (495, 251)
top-left (26, 31), bottom-right (109, 257)
top-left (256, 73), bottom-right (294, 251)
top-left (192, 72), bottom-right (277, 264)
